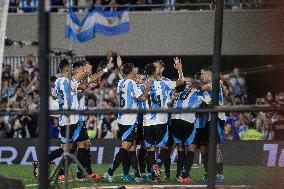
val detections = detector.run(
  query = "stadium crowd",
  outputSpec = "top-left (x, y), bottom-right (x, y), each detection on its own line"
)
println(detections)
top-left (0, 53), bottom-right (282, 140)
top-left (8, 0), bottom-right (265, 13)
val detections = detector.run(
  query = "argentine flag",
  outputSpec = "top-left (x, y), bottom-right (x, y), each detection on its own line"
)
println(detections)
top-left (66, 8), bottom-right (130, 43)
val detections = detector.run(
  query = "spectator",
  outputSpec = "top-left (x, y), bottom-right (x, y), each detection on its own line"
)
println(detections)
top-left (223, 124), bottom-right (234, 141)
top-left (241, 122), bottom-right (263, 140)
top-left (86, 115), bottom-right (98, 139)
top-left (224, 112), bottom-right (240, 140)
top-left (0, 117), bottom-right (12, 138)
top-left (49, 117), bottom-right (60, 138)
top-left (97, 114), bottom-right (115, 139)
top-left (13, 117), bottom-right (25, 138)
top-left (18, 0), bottom-right (38, 13)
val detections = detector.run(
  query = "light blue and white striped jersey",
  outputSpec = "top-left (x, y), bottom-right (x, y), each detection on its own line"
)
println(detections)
top-left (117, 79), bottom-right (143, 125)
top-left (143, 80), bottom-right (176, 126)
top-left (173, 87), bottom-right (210, 123)
top-left (194, 113), bottom-right (206, 129)
top-left (136, 84), bottom-right (145, 124)
top-left (54, 77), bottom-right (81, 126)
top-left (205, 81), bottom-right (226, 121)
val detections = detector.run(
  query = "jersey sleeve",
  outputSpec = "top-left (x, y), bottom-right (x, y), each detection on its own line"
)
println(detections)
top-left (133, 81), bottom-right (144, 99)
top-left (163, 80), bottom-right (177, 90)
top-left (199, 94), bottom-right (211, 105)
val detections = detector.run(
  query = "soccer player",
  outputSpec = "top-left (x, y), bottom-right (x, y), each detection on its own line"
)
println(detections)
top-left (143, 58), bottom-right (184, 182)
top-left (104, 63), bottom-right (151, 183)
top-left (168, 80), bottom-right (210, 183)
top-left (200, 67), bottom-right (227, 183)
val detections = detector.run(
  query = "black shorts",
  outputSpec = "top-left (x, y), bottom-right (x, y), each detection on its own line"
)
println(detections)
top-left (199, 118), bottom-right (225, 146)
top-left (193, 127), bottom-right (207, 148)
top-left (135, 123), bottom-right (144, 145)
top-left (171, 119), bottom-right (196, 146)
top-left (119, 124), bottom-right (136, 142)
top-left (60, 121), bottom-right (88, 144)
top-left (143, 124), bottom-right (168, 148)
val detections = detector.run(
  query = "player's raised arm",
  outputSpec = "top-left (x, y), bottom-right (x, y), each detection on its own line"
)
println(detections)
top-left (173, 57), bottom-right (186, 87)
top-left (73, 64), bottom-right (92, 82)
top-left (89, 58), bottom-right (113, 83)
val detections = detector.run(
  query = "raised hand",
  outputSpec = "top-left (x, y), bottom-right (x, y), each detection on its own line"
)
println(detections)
top-left (106, 60), bottom-right (114, 70)
top-left (83, 64), bottom-right (92, 74)
top-left (117, 55), bottom-right (123, 69)
top-left (173, 57), bottom-right (183, 71)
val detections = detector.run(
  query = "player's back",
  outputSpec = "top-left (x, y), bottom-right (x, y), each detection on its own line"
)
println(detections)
top-left (143, 80), bottom-right (175, 126)
top-left (117, 78), bottom-right (143, 126)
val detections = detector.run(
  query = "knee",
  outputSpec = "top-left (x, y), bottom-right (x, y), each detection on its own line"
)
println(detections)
top-left (188, 144), bottom-right (196, 152)
top-left (177, 145), bottom-right (184, 151)
top-left (77, 140), bottom-right (91, 149)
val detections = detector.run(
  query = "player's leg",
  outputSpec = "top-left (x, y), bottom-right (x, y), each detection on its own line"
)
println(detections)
top-left (180, 121), bottom-right (196, 183)
top-left (154, 124), bottom-right (169, 182)
top-left (200, 121), bottom-right (210, 182)
top-left (128, 140), bottom-right (142, 182)
top-left (105, 124), bottom-right (136, 182)
top-left (136, 123), bottom-right (147, 179)
top-left (216, 118), bottom-right (225, 183)
top-left (143, 125), bottom-right (157, 182)
top-left (171, 119), bottom-right (184, 180)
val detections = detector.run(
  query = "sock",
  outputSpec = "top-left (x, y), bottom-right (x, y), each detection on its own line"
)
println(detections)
top-left (85, 148), bottom-right (93, 174)
top-left (146, 151), bottom-right (152, 174)
top-left (122, 152), bottom-right (131, 175)
top-left (108, 148), bottom-right (128, 176)
top-left (202, 153), bottom-right (208, 176)
top-left (129, 151), bottom-right (141, 178)
top-left (182, 151), bottom-right (195, 178)
top-left (48, 148), bottom-right (63, 162)
top-left (176, 151), bottom-right (185, 178)
top-left (138, 147), bottom-right (147, 174)
top-left (58, 148), bottom-right (76, 176)
top-left (146, 151), bottom-right (156, 177)
top-left (216, 163), bottom-right (223, 175)
top-left (77, 148), bottom-right (88, 177)
top-left (158, 148), bottom-right (171, 178)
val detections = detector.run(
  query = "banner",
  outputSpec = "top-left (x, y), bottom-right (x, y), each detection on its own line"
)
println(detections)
top-left (0, 139), bottom-right (284, 167)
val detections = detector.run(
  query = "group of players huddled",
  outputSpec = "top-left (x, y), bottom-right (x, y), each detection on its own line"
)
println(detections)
top-left (33, 55), bottom-right (228, 184)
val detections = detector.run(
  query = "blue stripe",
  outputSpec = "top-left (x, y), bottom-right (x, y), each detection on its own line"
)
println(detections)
top-left (160, 81), bottom-right (168, 107)
top-left (63, 79), bottom-right (73, 108)
top-left (157, 130), bottom-right (169, 148)
top-left (127, 81), bottom-right (134, 108)
top-left (173, 136), bottom-right (181, 144)
top-left (94, 22), bottom-right (130, 36)
top-left (188, 93), bottom-right (199, 108)
top-left (57, 79), bottom-right (63, 122)
top-left (122, 124), bottom-right (136, 141)
top-left (217, 121), bottom-right (223, 143)
top-left (184, 126), bottom-right (196, 146)
top-left (72, 121), bottom-right (83, 141)
top-left (117, 79), bottom-right (125, 119)
top-left (150, 85), bottom-right (158, 120)
top-left (68, 10), bottom-right (83, 26)
top-left (144, 140), bottom-right (152, 148)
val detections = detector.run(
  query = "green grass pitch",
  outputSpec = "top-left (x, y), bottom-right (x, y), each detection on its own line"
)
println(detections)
top-left (0, 164), bottom-right (282, 188)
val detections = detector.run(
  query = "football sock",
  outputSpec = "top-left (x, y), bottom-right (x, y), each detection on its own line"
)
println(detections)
top-left (108, 148), bottom-right (128, 176)
top-left (176, 151), bottom-right (185, 178)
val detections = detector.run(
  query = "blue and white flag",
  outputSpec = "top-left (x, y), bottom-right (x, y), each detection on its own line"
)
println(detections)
top-left (66, 8), bottom-right (130, 43)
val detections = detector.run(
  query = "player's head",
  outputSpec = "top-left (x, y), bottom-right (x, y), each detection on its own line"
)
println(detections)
top-left (58, 59), bottom-right (73, 76)
top-left (145, 63), bottom-right (157, 78)
top-left (121, 63), bottom-right (136, 78)
top-left (136, 68), bottom-right (146, 84)
top-left (73, 60), bottom-right (85, 75)
top-left (153, 60), bottom-right (165, 77)
top-left (200, 66), bottom-right (212, 83)
top-left (190, 79), bottom-right (203, 91)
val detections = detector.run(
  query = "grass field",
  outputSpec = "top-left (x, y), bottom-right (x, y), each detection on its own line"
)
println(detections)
top-left (0, 164), bottom-right (283, 188)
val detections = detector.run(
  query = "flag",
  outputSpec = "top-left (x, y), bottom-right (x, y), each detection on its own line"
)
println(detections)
top-left (66, 10), bottom-right (96, 43)
top-left (66, 8), bottom-right (130, 43)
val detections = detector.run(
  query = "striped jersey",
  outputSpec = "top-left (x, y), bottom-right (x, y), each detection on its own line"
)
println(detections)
top-left (143, 80), bottom-right (176, 126)
top-left (117, 79), bottom-right (143, 125)
top-left (54, 77), bottom-right (81, 126)
top-left (172, 87), bottom-right (210, 123)
top-left (136, 84), bottom-right (145, 124)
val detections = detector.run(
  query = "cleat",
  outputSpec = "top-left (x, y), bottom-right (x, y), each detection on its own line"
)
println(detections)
top-left (180, 176), bottom-right (193, 183)
top-left (142, 174), bottom-right (152, 182)
top-left (32, 161), bottom-right (39, 181)
top-left (215, 174), bottom-right (224, 184)
top-left (176, 176), bottom-right (184, 183)
top-left (152, 164), bottom-right (161, 182)
top-left (58, 175), bottom-right (71, 182)
top-left (121, 175), bottom-right (135, 182)
top-left (134, 177), bottom-right (143, 183)
top-left (104, 172), bottom-right (114, 183)
top-left (200, 174), bottom-right (208, 184)
top-left (87, 173), bottom-right (103, 180)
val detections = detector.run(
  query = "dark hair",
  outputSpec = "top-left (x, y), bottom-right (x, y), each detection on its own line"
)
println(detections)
top-left (73, 60), bottom-right (85, 69)
top-left (195, 72), bottom-right (202, 80)
top-left (191, 80), bottom-right (203, 91)
top-left (145, 63), bottom-right (156, 76)
top-left (121, 63), bottom-right (134, 76)
top-left (175, 84), bottom-right (186, 93)
top-left (50, 76), bottom-right (57, 83)
top-left (154, 60), bottom-right (165, 68)
top-left (201, 66), bottom-right (213, 72)
top-left (138, 68), bottom-right (145, 75)
top-left (58, 59), bottom-right (71, 71)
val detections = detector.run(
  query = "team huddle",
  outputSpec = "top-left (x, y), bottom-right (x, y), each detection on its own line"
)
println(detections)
top-left (33, 56), bottom-right (228, 184)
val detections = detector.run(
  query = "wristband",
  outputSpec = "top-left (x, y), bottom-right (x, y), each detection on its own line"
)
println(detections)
top-left (103, 68), bottom-right (108, 73)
